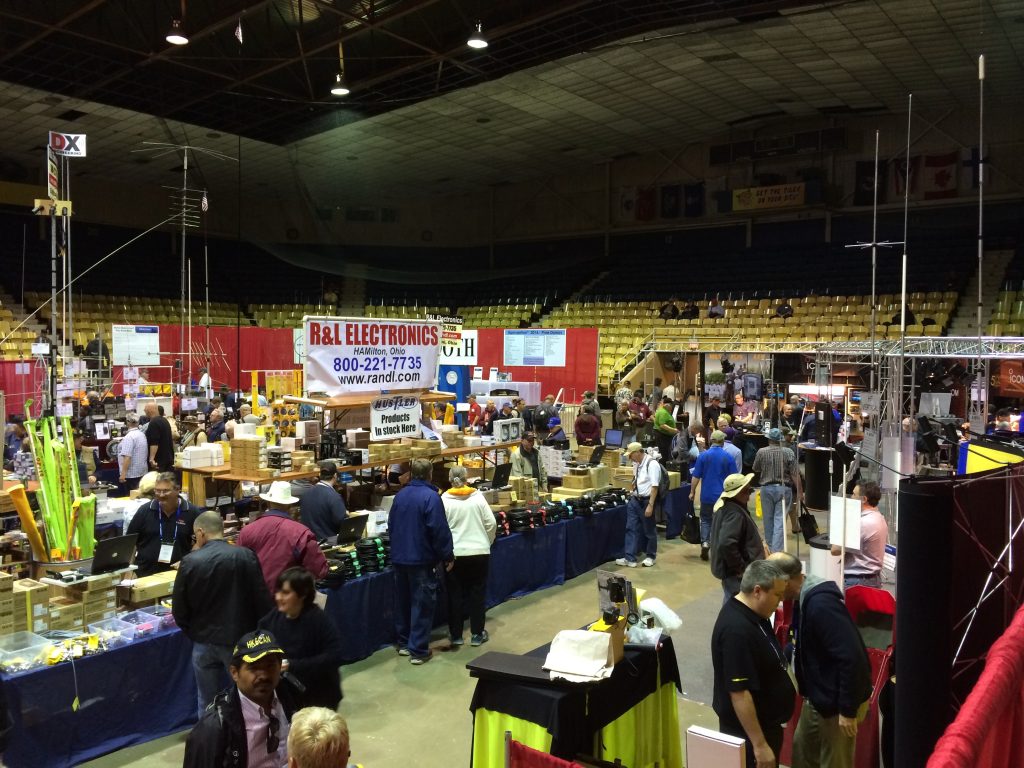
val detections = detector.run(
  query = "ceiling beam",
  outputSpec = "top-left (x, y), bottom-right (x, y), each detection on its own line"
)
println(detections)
top-left (0, 0), bottom-right (109, 65)
top-left (163, 0), bottom-right (446, 119)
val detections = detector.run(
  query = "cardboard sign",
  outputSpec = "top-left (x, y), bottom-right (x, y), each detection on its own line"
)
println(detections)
top-left (369, 395), bottom-right (421, 441)
top-left (303, 316), bottom-right (441, 396)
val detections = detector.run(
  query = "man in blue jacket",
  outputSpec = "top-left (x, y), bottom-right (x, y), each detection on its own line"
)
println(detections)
top-left (689, 430), bottom-right (739, 560)
top-left (792, 572), bottom-right (873, 768)
top-left (388, 458), bottom-right (454, 665)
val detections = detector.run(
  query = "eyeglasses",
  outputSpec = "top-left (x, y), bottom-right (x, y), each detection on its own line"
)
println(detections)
top-left (154, 487), bottom-right (176, 495)
top-left (267, 714), bottom-right (280, 754)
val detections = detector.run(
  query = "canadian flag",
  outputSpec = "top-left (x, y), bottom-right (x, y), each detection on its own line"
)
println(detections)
top-left (922, 152), bottom-right (958, 199)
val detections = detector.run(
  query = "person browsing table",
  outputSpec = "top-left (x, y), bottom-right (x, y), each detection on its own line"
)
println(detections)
top-left (126, 472), bottom-right (200, 576)
top-left (615, 442), bottom-right (661, 568)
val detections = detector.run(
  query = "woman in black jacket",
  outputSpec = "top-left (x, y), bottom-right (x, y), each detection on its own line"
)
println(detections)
top-left (258, 567), bottom-right (344, 710)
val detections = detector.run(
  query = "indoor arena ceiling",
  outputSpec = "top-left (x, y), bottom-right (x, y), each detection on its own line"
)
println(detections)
top-left (0, 0), bottom-right (1020, 201)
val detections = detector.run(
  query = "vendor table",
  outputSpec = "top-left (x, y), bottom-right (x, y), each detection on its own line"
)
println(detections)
top-left (2, 627), bottom-right (196, 768)
top-left (323, 505), bottom-right (628, 663)
top-left (467, 637), bottom-right (682, 768)
top-left (470, 380), bottom-right (542, 405)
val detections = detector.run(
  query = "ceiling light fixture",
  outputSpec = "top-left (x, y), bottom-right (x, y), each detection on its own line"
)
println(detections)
top-left (165, 18), bottom-right (189, 45)
top-left (330, 73), bottom-right (350, 96)
top-left (467, 21), bottom-right (488, 49)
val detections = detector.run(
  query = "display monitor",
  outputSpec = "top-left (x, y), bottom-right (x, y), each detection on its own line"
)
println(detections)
top-left (604, 429), bottom-right (623, 448)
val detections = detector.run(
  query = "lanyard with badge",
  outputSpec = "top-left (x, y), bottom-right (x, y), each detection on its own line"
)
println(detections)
top-left (155, 498), bottom-right (183, 563)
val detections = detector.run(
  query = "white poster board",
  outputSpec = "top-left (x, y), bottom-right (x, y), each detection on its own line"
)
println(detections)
top-left (303, 316), bottom-right (441, 396)
top-left (503, 329), bottom-right (566, 367)
top-left (293, 327), bottom-right (305, 365)
top-left (112, 325), bottom-right (160, 366)
top-left (439, 329), bottom-right (478, 366)
top-left (369, 395), bottom-right (422, 441)
top-left (829, 494), bottom-right (863, 550)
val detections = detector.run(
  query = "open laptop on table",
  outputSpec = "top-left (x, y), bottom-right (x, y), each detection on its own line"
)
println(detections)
top-left (336, 513), bottom-right (370, 546)
top-left (480, 462), bottom-right (513, 490)
top-left (604, 429), bottom-right (623, 449)
top-left (80, 534), bottom-right (138, 575)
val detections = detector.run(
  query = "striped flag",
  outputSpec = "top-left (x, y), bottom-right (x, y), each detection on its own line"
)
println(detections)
top-left (201, 191), bottom-right (208, 212)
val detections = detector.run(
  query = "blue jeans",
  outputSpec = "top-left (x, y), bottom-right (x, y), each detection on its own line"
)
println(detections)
top-left (394, 563), bottom-right (439, 658)
top-left (700, 502), bottom-right (715, 546)
top-left (760, 483), bottom-right (788, 553)
top-left (845, 573), bottom-right (882, 590)
top-left (623, 495), bottom-right (657, 562)
top-left (192, 642), bottom-right (233, 717)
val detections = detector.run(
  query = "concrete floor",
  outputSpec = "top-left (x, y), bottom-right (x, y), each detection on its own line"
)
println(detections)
top-left (82, 526), bottom-right (811, 768)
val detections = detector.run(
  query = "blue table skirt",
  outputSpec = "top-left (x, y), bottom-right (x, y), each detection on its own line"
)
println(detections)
top-left (2, 628), bottom-right (196, 768)
top-left (564, 506), bottom-right (628, 579)
top-left (662, 485), bottom-right (693, 539)
top-left (324, 505), bottom-right (629, 663)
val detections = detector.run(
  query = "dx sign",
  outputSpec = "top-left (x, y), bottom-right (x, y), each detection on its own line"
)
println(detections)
top-left (49, 131), bottom-right (87, 157)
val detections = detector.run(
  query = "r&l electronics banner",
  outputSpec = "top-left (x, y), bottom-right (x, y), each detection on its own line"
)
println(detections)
top-left (304, 316), bottom-right (441, 396)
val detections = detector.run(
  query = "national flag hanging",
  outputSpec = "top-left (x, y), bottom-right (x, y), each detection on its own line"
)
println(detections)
top-left (659, 184), bottom-right (681, 219)
top-left (235, 19), bottom-right (244, 44)
top-left (922, 152), bottom-right (958, 200)
top-left (201, 190), bottom-right (209, 212)
top-left (854, 160), bottom-right (887, 206)
top-left (892, 156), bottom-right (919, 198)
top-left (617, 186), bottom-right (636, 222)
top-left (961, 146), bottom-right (981, 190)
top-left (684, 182), bottom-right (705, 217)
top-left (636, 187), bottom-right (657, 221)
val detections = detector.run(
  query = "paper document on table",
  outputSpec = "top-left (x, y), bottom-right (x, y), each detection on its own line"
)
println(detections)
top-left (543, 630), bottom-right (613, 683)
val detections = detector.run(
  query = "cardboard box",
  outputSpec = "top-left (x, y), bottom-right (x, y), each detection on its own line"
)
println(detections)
top-left (667, 471), bottom-right (681, 490)
top-left (49, 597), bottom-right (84, 628)
top-left (561, 474), bottom-right (593, 490)
top-left (589, 464), bottom-right (610, 488)
top-left (123, 571), bottom-right (177, 604)
top-left (588, 615), bottom-right (626, 665)
top-left (576, 445), bottom-right (596, 463)
top-left (602, 449), bottom-right (624, 469)
top-left (13, 579), bottom-right (48, 619)
top-left (0, 571), bottom-right (13, 593)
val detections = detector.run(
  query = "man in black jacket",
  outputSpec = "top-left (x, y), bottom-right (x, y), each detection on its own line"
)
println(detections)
top-left (791, 573), bottom-right (873, 768)
top-left (299, 460), bottom-right (349, 540)
top-left (709, 473), bottom-right (768, 603)
top-left (183, 630), bottom-right (298, 768)
top-left (173, 511), bottom-right (273, 717)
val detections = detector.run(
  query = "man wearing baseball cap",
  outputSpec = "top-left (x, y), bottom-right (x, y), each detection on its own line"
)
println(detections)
top-left (709, 473), bottom-right (768, 603)
top-left (616, 442), bottom-right (662, 568)
top-left (752, 427), bottom-right (802, 554)
top-left (184, 629), bottom-right (298, 768)
top-left (689, 430), bottom-right (738, 560)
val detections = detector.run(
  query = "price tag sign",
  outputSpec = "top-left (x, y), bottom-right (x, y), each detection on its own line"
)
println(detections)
top-left (181, 397), bottom-right (198, 411)
top-left (304, 317), bottom-right (442, 396)
top-left (369, 395), bottom-right (422, 441)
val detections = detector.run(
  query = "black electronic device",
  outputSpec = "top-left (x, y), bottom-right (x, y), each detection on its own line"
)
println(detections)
top-left (604, 429), bottom-right (623, 448)
top-left (815, 401), bottom-right (835, 447)
top-left (336, 513), bottom-right (369, 545)
top-left (80, 534), bottom-right (138, 575)
top-left (483, 462), bottom-right (513, 490)
top-left (584, 445), bottom-right (605, 466)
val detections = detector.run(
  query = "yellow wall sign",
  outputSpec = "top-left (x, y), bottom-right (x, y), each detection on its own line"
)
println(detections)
top-left (732, 182), bottom-right (806, 211)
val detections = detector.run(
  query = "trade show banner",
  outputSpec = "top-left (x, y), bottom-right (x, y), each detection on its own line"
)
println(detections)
top-left (427, 313), bottom-right (464, 350)
top-left (303, 316), bottom-right (442, 396)
top-left (439, 330), bottom-right (477, 365)
top-left (992, 360), bottom-right (1024, 396)
top-left (732, 182), bottom-right (805, 211)
top-left (112, 325), bottom-right (160, 366)
top-left (369, 395), bottom-right (422, 441)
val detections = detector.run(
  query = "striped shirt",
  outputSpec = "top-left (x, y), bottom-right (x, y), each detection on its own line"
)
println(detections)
top-left (752, 444), bottom-right (796, 486)
top-left (117, 428), bottom-right (150, 478)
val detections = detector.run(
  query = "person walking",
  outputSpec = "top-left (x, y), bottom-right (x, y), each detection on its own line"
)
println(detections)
top-left (615, 442), bottom-right (661, 568)
top-left (689, 430), bottom-right (738, 561)
top-left (709, 472), bottom-right (768, 602)
top-left (441, 466), bottom-right (497, 647)
top-left (752, 428), bottom-right (802, 553)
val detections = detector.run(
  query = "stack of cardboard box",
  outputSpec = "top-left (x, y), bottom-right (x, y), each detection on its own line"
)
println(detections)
top-left (48, 572), bottom-right (123, 630)
top-left (12, 578), bottom-right (48, 634)
top-left (511, 476), bottom-right (539, 503)
top-left (267, 446), bottom-right (293, 476)
top-left (292, 449), bottom-right (316, 473)
top-left (0, 573), bottom-right (12, 635)
top-left (231, 436), bottom-right (268, 475)
top-left (117, 571), bottom-right (177, 609)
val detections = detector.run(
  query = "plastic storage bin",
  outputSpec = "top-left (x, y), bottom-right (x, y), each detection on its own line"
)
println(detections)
top-left (88, 618), bottom-right (136, 648)
top-left (0, 631), bottom-right (52, 673)
top-left (141, 605), bottom-right (176, 631)
top-left (118, 610), bottom-right (161, 638)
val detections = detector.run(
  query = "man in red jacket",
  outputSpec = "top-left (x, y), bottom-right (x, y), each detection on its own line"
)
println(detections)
top-left (238, 481), bottom-right (328, 595)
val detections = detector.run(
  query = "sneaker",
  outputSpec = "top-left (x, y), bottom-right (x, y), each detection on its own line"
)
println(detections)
top-left (614, 557), bottom-right (629, 566)
top-left (450, 636), bottom-right (464, 647)
top-left (409, 651), bottom-right (433, 665)
top-left (625, 560), bottom-right (638, 568)
top-left (641, 557), bottom-right (656, 567)
top-left (470, 630), bottom-right (489, 647)
top-left (700, 545), bottom-right (709, 561)
top-left (397, 647), bottom-right (411, 656)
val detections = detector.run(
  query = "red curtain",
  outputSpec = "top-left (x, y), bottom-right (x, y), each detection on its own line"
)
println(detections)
top-left (0, 360), bottom-right (48, 419)
top-left (475, 329), bottom-right (599, 403)
top-left (927, 604), bottom-right (1024, 768)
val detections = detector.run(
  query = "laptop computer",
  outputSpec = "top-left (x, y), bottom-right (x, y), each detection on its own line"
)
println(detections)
top-left (481, 462), bottom-right (513, 490)
top-left (337, 513), bottom-right (369, 546)
top-left (82, 534), bottom-right (138, 575)
top-left (584, 444), bottom-right (605, 466)
top-left (604, 429), bottom-right (623, 448)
